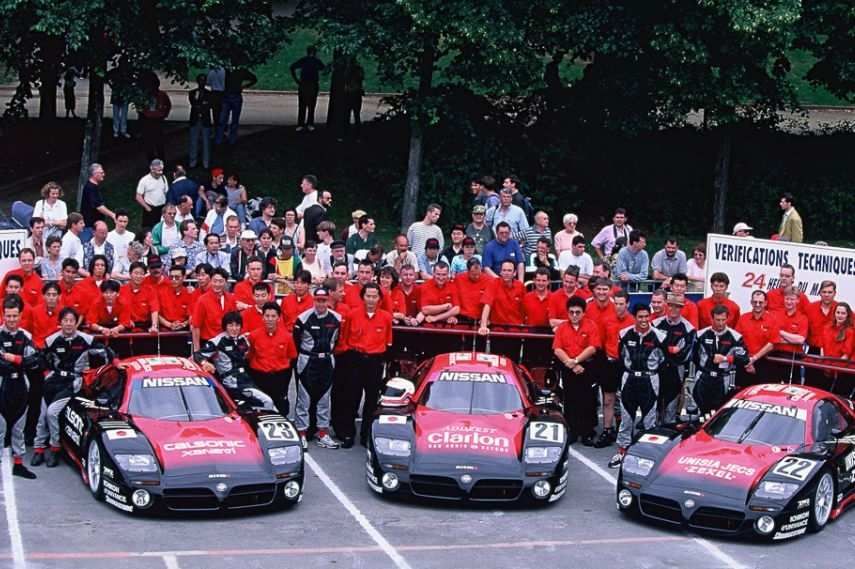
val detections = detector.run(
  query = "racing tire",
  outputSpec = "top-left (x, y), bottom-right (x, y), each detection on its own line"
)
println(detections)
top-left (808, 470), bottom-right (835, 533)
top-left (86, 438), bottom-right (105, 501)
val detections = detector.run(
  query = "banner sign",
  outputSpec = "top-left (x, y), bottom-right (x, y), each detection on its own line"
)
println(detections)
top-left (0, 229), bottom-right (28, 281)
top-left (704, 233), bottom-right (855, 311)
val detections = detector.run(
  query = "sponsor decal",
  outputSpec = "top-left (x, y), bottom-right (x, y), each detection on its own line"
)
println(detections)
top-left (64, 425), bottom-right (81, 445)
top-left (103, 467), bottom-right (115, 479)
top-left (163, 439), bottom-right (246, 457)
top-left (259, 421), bottom-right (298, 442)
top-left (437, 371), bottom-right (507, 383)
top-left (142, 376), bottom-right (209, 388)
top-left (379, 415), bottom-right (406, 425)
top-left (844, 450), bottom-right (855, 472)
top-left (455, 465), bottom-right (477, 471)
top-left (723, 398), bottom-right (807, 421)
top-left (639, 433), bottom-right (669, 445)
top-left (426, 426), bottom-right (511, 454)
top-left (787, 511), bottom-right (810, 523)
top-left (105, 496), bottom-right (134, 512)
top-left (208, 473), bottom-right (230, 479)
top-left (103, 480), bottom-right (122, 495)
top-left (796, 498), bottom-right (811, 509)
top-left (771, 457), bottom-right (818, 481)
top-left (746, 383), bottom-right (816, 402)
top-left (127, 356), bottom-right (201, 373)
top-left (529, 422), bottom-right (565, 444)
top-left (772, 527), bottom-right (807, 540)
top-left (65, 407), bottom-right (84, 433)
top-left (105, 429), bottom-right (137, 440)
top-left (678, 456), bottom-right (756, 480)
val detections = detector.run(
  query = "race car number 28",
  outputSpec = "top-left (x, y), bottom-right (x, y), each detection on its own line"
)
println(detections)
top-left (260, 421), bottom-right (298, 442)
top-left (530, 422), bottom-right (565, 444)
top-left (772, 457), bottom-right (817, 481)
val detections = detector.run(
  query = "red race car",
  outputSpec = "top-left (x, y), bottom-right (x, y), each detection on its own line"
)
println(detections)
top-left (59, 355), bottom-right (304, 514)
top-left (617, 383), bottom-right (855, 540)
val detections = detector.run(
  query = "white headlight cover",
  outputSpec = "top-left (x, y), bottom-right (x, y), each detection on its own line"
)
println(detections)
top-left (114, 454), bottom-right (158, 472)
top-left (525, 447), bottom-right (562, 464)
top-left (374, 437), bottom-right (412, 457)
top-left (268, 446), bottom-right (302, 465)
top-left (754, 480), bottom-right (800, 500)
top-left (622, 455), bottom-right (655, 477)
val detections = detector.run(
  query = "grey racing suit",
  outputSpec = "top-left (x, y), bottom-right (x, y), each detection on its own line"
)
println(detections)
top-left (616, 326), bottom-right (667, 449)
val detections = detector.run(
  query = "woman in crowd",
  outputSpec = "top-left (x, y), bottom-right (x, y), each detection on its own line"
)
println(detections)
top-left (282, 209), bottom-right (305, 251)
top-left (33, 182), bottom-right (68, 239)
top-left (822, 302), bottom-right (854, 392)
top-left (224, 173), bottom-right (248, 224)
top-left (686, 244), bottom-right (706, 292)
top-left (378, 266), bottom-right (407, 322)
top-left (300, 241), bottom-right (326, 284)
top-left (553, 213), bottom-right (583, 255)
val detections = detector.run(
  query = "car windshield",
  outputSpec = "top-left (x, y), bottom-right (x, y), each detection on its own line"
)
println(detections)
top-left (705, 406), bottom-right (806, 446)
top-left (128, 376), bottom-right (229, 421)
top-left (420, 372), bottom-right (522, 414)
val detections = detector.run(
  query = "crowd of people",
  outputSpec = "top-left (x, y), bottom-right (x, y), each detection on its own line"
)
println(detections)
top-left (0, 162), bottom-right (850, 479)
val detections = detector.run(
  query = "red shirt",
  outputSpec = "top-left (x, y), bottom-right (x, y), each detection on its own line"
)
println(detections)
top-left (552, 318), bottom-right (601, 357)
top-left (248, 324), bottom-right (298, 372)
top-left (399, 285), bottom-right (421, 317)
top-left (585, 299), bottom-right (618, 342)
top-left (679, 300), bottom-right (699, 330)
top-left (87, 298), bottom-right (132, 329)
top-left (157, 286), bottom-right (193, 324)
top-left (766, 288), bottom-right (810, 315)
top-left (523, 291), bottom-right (550, 327)
top-left (484, 279), bottom-right (526, 326)
top-left (241, 307), bottom-right (265, 333)
top-left (697, 296), bottom-right (740, 329)
top-left (2, 269), bottom-right (43, 307)
top-left (548, 288), bottom-right (590, 322)
top-left (19, 304), bottom-right (34, 336)
top-left (192, 291), bottom-right (237, 341)
top-left (74, 277), bottom-right (104, 303)
top-left (604, 312), bottom-right (635, 359)
top-left (331, 302), bottom-right (351, 354)
top-left (30, 303), bottom-right (62, 348)
top-left (419, 280), bottom-right (460, 311)
top-left (775, 309), bottom-right (809, 353)
top-left (344, 282), bottom-right (366, 309)
top-left (822, 325), bottom-right (855, 359)
top-left (736, 311), bottom-right (781, 356)
top-left (347, 308), bottom-right (393, 354)
top-left (805, 301), bottom-right (837, 349)
top-left (119, 284), bottom-right (160, 325)
top-left (281, 293), bottom-right (313, 329)
top-left (455, 274), bottom-right (494, 320)
top-left (233, 279), bottom-right (273, 306)
top-left (380, 287), bottom-right (407, 316)
top-left (59, 282), bottom-right (87, 316)
top-left (144, 274), bottom-right (167, 290)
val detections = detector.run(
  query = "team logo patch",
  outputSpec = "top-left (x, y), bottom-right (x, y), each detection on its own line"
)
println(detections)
top-left (106, 429), bottom-right (137, 440)
top-left (639, 433), bottom-right (668, 445)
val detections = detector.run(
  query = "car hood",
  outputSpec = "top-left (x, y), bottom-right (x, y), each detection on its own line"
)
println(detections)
top-left (134, 415), bottom-right (264, 472)
top-left (412, 407), bottom-right (526, 466)
top-left (648, 430), bottom-right (792, 502)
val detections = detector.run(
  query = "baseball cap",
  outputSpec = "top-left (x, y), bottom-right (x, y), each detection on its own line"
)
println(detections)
top-left (732, 222), bottom-right (753, 234)
top-left (240, 229), bottom-right (257, 240)
top-left (313, 287), bottom-right (330, 298)
top-left (426, 238), bottom-right (440, 250)
top-left (666, 293), bottom-right (686, 307)
top-left (351, 209), bottom-right (367, 220)
top-left (330, 240), bottom-right (346, 249)
top-left (148, 258), bottom-right (163, 269)
top-left (171, 247), bottom-right (187, 259)
top-left (280, 237), bottom-right (294, 248)
top-left (472, 205), bottom-right (486, 214)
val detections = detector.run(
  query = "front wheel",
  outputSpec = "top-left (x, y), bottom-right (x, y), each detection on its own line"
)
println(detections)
top-left (87, 439), bottom-right (105, 501)
top-left (808, 471), bottom-right (835, 533)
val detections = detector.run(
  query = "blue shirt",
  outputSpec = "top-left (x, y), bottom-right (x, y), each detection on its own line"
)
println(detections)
top-left (482, 238), bottom-right (524, 275)
top-left (615, 247), bottom-right (650, 281)
top-left (166, 177), bottom-right (199, 206)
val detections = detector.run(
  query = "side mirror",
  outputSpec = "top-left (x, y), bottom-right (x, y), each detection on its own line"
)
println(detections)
top-left (380, 377), bottom-right (415, 407)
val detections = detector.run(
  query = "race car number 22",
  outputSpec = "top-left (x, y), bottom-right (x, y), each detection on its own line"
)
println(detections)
top-left (530, 422), bottom-right (565, 444)
top-left (772, 457), bottom-right (817, 481)
top-left (261, 421), bottom-right (298, 442)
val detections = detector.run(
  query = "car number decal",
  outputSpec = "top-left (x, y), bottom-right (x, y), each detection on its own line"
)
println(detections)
top-left (260, 421), bottom-right (298, 442)
top-left (529, 422), bottom-right (565, 444)
top-left (772, 457), bottom-right (818, 481)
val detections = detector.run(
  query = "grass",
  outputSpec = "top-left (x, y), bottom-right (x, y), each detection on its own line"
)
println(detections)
top-left (786, 49), bottom-right (850, 106)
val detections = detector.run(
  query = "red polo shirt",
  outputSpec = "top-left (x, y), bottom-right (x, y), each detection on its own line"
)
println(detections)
top-left (281, 293), bottom-right (314, 329)
top-left (736, 311), bottom-right (781, 356)
top-left (805, 300), bottom-right (837, 349)
top-left (248, 324), bottom-right (298, 372)
top-left (766, 288), bottom-right (810, 314)
top-left (158, 286), bottom-right (193, 324)
top-left (419, 280), bottom-right (460, 311)
top-left (823, 325), bottom-right (855, 359)
top-left (399, 285), bottom-right (421, 317)
top-left (30, 303), bottom-right (63, 348)
top-left (523, 291), bottom-right (550, 327)
top-left (344, 282), bottom-right (366, 309)
top-left (87, 298), bottom-right (132, 329)
top-left (2, 269), bottom-right (43, 307)
top-left (59, 282), bottom-right (87, 316)
top-left (241, 306), bottom-right (265, 333)
top-left (548, 288), bottom-right (590, 322)
top-left (119, 284), bottom-right (160, 325)
top-left (679, 300), bottom-right (699, 330)
top-left (484, 279), bottom-right (526, 326)
top-left (348, 308), bottom-right (393, 354)
top-left (552, 318), bottom-right (601, 357)
top-left (380, 288), bottom-right (407, 316)
top-left (331, 302), bottom-right (351, 354)
top-left (456, 274), bottom-right (493, 320)
top-left (585, 299), bottom-right (617, 343)
top-left (604, 312), bottom-right (635, 359)
top-left (192, 291), bottom-right (237, 341)
top-left (233, 279), bottom-right (274, 306)
top-left (775, 309), bottom-right (809, 353)
top-left (697, 296), bottom-right (741, 329)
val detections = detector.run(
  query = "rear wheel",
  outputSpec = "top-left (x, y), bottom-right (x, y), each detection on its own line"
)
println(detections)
top-left (86, 439), bottom-right (105, 501)
top-left (808, 471), bottom-right (834, 533)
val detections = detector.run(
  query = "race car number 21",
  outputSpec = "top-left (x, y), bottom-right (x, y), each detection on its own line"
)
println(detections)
top-left (260, 421), bottom-right (298, 442)
top-left (772, 457), bottom-right (817, 481)
top-left (530, 422), bottom-right (565, 444)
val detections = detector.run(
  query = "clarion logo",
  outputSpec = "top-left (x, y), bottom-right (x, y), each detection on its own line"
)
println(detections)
top-left (426, 431), bottom-right (510, 448)
top-left (437, 371), bottom-right (507, 383)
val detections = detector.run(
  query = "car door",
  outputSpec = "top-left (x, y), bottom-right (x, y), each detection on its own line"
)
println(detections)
top-left (814, 399), bottom-right (855, 498)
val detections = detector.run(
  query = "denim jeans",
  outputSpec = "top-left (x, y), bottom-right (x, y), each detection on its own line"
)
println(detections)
top-left (189, 122), bottom-right (211, 167)
top-left (112, 103), bottom-right (128, 134)
top-left (215, 93), bottom-right (243, 145)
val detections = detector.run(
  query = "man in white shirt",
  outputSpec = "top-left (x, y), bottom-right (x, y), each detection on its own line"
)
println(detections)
top-left (175, 195), bottom-right (195, 224)
top-left (384, 234), bottom-right (419, 272)
top-left (295, 174), bottom-right (318, 219)
top-left (558, 235), bottom-right (594, 278)
top-left (60, 212), bottom-right (85, 267)
top-left (591, 207), bottom-right (633, 260)
top-left (195, 234), bottom-right (231, 274)
top-left (107, 209), bottom-right (135, 265)
top-left (135, 159), bottom-right (169, 228)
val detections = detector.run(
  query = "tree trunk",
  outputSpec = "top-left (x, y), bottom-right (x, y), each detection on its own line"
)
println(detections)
top-left (37, 36), bottom-right (63, 121)
top-left (400, 36), bottom-right (437, 232)
top-left (77, 67), bottom-right (105, 210)
top-left (712, 128), bottom-right (732, 234)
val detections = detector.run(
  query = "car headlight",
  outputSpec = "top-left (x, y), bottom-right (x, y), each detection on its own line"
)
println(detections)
top-left (374, 437), bottom-right (411, 457)
top-left (622, 455), bottom-right (655, 477)
top-left (268, 446), bottom-right (302, 466)
top-left (525, 447), bottom-right (562, 464)
top-left (754, 480), bottom-right (800, 500)
top-left (114, 454), bottom-right (158, 472)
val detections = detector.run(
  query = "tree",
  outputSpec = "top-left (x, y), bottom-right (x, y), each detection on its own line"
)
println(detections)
top-left (798, 0), bottom-right (855, 102)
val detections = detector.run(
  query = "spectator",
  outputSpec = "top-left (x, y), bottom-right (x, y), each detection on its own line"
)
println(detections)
top-left (152, 203), bottom-right (180, 256)
top-left (329, 240), bottom-right (353, 276)
top-left (345, 215), bottom-right (377, 255)
top-left (295, 174), bottom-right (319, 220)
top-left (651, 238), bottom-right (688, 287)
top-left (200, 196), bottom-right (237, 239)
top-left (248, 197), bottom-right (277, 237)
top-left (479, 260), bottom-right (526, 332)
top-left (25, 217), bottom-right (46, 266)
top-left (138, 76), bottom-right (172, 162)
top-left (107, 62), bottom-right (132, 139)
top-left (188, 74), bottom-right (212, 168)
top-left (735, 290), bottom-right (780, 387)
top-left (455, 258), bottom-right (492, 322)
top-left (777, 192), bottom-right (803, 243)
top-left (553, 213), bottom-right (582, 255)
top-left (80, 163), bottom-right (116, 235)
top-left (107, 209), bottom-right (135, 267)
top-left (39, 237), bottom-right (63, 280)
top-left (166, 220), bottom-right (202, 271)
top-left (316, 221), bottom-right (337, 273)
top-left (591, 208), bottom-right (633, 260)
top-left (302, 190), bottom-right (331, 244)
top-left (450, 237), bottom-right (481, 276)
top-left (465, 205), bottom-right (493, 254)
top-left (158, 265), bottom-right (192, 331)
top-left (221, 215), bottom-right (241, 252)
top-left (523, 268), bottom-right (552, 327)
top-left (82, 221), bottom-right (115, 275)
top-left (522, 211), bottom-right (552, 256)
top-left (416, 262), bottom-right (460, 324)
top-left (339, 55), bottom-right (365, 140)
top-left (526, 237), bottom-right (559, 280)
top-left (206, 67), bottom-right (226, 132)
top-left (301, 241), bottom-right (326, 283)
top-left (196, 234), bottom-right (230, 273)
top-left (63, 68), bottom-right (77, 118)
top-left (470, 176), bottom-right (487, 207)
top-left (417, 238), bottom-right (442, 279)
top-left (384, 234), bottom-right (418, 274)
top-left (558, 235), bottom-right (594, 277)
top-left (272, 238), bottom-right (302, 296)
top-left (487, 188), bottom-right (529, 238)
top-left (282, 209), bottom-right (305, 251)
top-left (175, 195), bottom-right (195, 224)
top-left (136, 159), bottom-right (169, 229)
top-left (685, 244), bottom-right (706, 291)
top-left (256, 229), bottom-right (277, 276)
top-left (291, 46), bottom-right (325, 132)
top-left (482, 222), bottom-right (525, 281)
top-left (697, 272), bottom-right (741, 329)
top-left (223, 173), bottom-right (248, 225)
top-left (480, 175), bottom-right (500, 210)
top-left (732, 222), bottom-right (753, 237)
top-left (199, 168), bottom-right (226, 215)
top-left (407, 204), bottom-right (444, 257)
top-left (166, 165), bottom-right (198, 207)
top-left (440, 224), bottom-right (466, 264)
top-left (33, 181), bottom-right (68, 239)
top-left (502, 175), bottom-right (533, 220)
top-left (215, 67), bottom-right (257, 145)
top-left (614, 230), bottom-right (649, 283)
top-left (229, 230), bottom-right (258, 281)
top-left (59, 213), bottom-right (85, 266)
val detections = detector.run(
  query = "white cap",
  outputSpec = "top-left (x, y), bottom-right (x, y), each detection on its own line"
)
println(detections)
top-left (732, 222), bottom-right (753, 234)
top-left (240, 229), bottom-right (257, 240)
top-left (172, 247), bottom-right (187, 258)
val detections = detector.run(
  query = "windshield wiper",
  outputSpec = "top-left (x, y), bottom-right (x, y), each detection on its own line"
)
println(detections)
top-left (737, 411), bottom-right (766, 444)
top-left (178, 387), bottom-right (194, 422)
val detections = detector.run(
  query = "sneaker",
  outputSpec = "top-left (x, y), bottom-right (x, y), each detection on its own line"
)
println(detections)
top-left (316, 433), bottom-right (340, 449)
top-left (581, 432), bottom-right (596, 447)
top-left (46, 449), bottom-right (60, 468)
top-left (593, 428), bottom-right (616, 449)
top-left (608, 448), bottom-right (626, 469)
top-left (299, 431), bottom-right (308, 450)
top-left (307, 125), bottom-right (315, 132)
top-left (341, 437), bottom-right (355, 449)
top-left (113, 133), bottom-right (119, 139)
top-left (121, 132), bottom-right (131, 139)
top-left (13, 464), bottom-right (37, 479)
top-left (295, 126), bottom-right (305, 132)
top-left (30, 451), bottom-right (45, 467)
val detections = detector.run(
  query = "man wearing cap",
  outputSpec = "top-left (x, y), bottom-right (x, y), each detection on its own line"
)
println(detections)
top-left (732, 222), bottom-right (753, 237)
top-left (466, 205), bottom-right (493, 254)
top-left (248, 197), bottom-right (277, 237)
top-left (196, 234), bottom-right (230, 274)
top-left (249, 302), bottom-right (298, 416)
top-left (167, 220), bottom-right (203, 271)
top-left (230, 229), bottom-right (258, 280)
top-left (456, 258), bottom-right (493, 322)
top-left (417, 238), bottom-right (442, 279)
top-left (272, 238), bottom-right (302, 297)
top-left (135, 159), bottom-right (169, 229)
top-left (328, 239), bottom-right (353, 275)
top-left (653, 294), bottom-right (696, 424)
top-left (158, 265), bottom-right (192, 330)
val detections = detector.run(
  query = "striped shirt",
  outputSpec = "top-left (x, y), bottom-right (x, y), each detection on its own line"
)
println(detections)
top-left (521, 226), bottom-right (553, 256)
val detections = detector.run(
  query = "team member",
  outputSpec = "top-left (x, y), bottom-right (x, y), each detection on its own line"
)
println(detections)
top-left (668, 273), bottom-right (698, 328)
top-left (417, 262), bottom-right (460, 324)
top-left (775, 287), bottom-right (809, 381)
top-left (610, 304), bottom-right (667, 468)
top-left (821, 303), bottom-right (854, 392)
top-left (378, 267), bottom-right (407, 322)
top-left (2, 248), bottom-right (43, 306)
top-left (345, 283), bottom-right (393, 446)
top-left (594, 290), bottom-right (633, 448)
top-left (158, 265), bottom-right (193, 331)
top-left (58, 259), bottom-right (86, 316)
top-left (195, 311), bottom-right (274, 410)
top-left (241, 283), bottom-right (272, 333)
top-left (735, 290), bottom-right (780, 386)
top-left (766, 264), bottom-right (810, 314)
top-left (548, 267), bottom-right (590, 329)
top-left (281, 270), bottom-right (314, 329)
top-left (87, 280), bottom-right (131, 336)
top-left (326, 278), bottom-right (356, 447)
top-left (3, 278), bottom-right (34, 331)
top-left (693, 305), bottom-right (750, 417)
top-left (26, 282), bottom-right (63, 442)
top-left (553, 296), bottom-right (600, 445)
top-left (248, 302), bottom-right (298, 416)
top-left (0, 297), bottom-right (41, 478)
top-left (455, 259), bottom-right (491, 323)
top-left (344, 260), bottom-right (375, 308)
top-left (653, 294), bottom-right (696, 424)
top-left (32, 309), bottom-right (113, 467)
top-left (398, 265), bottom-right (421, 323)
top-left (293, 288), bottom-right (342, 449)
top-left (119, 262), bottom-right (160, 332)
top-left (191, 268), bottom-right (236, 351)
top-left (478, 260), bottom-right (526, 332)
top-left (805, 280), bottom-right (838, 386)
top-left (523, 268), bottom-right (551, 327)
top-left (697, 272), bottom-right (740, 329)
top-left (232, 257), bottom-right (272, 306)
top-left (649, 289), bottom-right (666, 320)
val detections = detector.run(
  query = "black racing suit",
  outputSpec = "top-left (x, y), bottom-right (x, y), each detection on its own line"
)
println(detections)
top-left (693, 326), bottom-right (749, 415)
top-left (194, 332), bottom-right (274, 410)
top-left (616, 326), bottom-right (667, 449)
top-left (0, 326), bottom-right (42, 458)
top-left (653, 315), bottom-right (696, 424)
top-left (292, 308), bottom-right (340, 433)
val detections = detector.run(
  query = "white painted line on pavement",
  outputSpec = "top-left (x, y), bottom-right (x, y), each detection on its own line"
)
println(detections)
top-left (1, 449), bottom-right (27, 569)
top-left (162, 554), bottom-right (182, 569)
top-left (304, 453), bottom-right (413, 569)
top-left (566, 446), bottom-right (746, 569)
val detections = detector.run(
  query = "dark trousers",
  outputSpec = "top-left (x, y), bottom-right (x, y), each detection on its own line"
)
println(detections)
top-left (24, 369), bottom-right (43, 443)
top-left (250, 368), bottom-right (291, 416)
top-left (736, 358), bottom-right (770, 389)
top-left (344, 92), bottom-right (362, 136)
top-left (298, 81), bottom-right (319, 126)
top-left (141, 117), bottom-right (165, 162)
top-left (693, 372), bottom-right (733, 415)
top-left (331, 351), bottom-right (354, 438)
top-left (349, 352), bottom-right (385, 443)
top-left (141, 205), bottom-right (164, 230)
top-left (558, 364), bottom-right (597, 437)
top-left (210, 91), bottom-right (224, 129)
